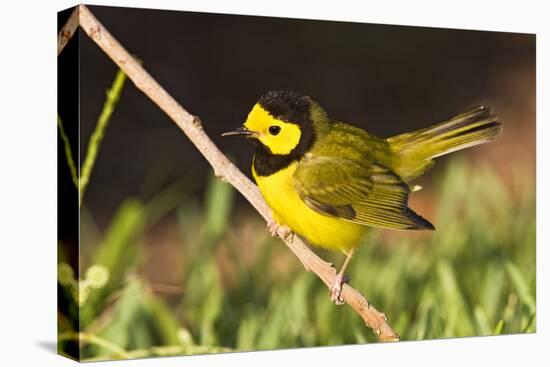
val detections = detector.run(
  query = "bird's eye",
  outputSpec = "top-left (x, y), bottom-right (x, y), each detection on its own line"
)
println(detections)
top-left (268, 125), bottom-right (281, 136)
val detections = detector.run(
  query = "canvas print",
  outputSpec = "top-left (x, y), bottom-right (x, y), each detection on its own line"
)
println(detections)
top-left (57, 4), bottom-right (536, 362)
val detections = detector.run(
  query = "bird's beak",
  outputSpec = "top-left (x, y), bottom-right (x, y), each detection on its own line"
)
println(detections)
top-left (221, 126), bottom-right (257, 137)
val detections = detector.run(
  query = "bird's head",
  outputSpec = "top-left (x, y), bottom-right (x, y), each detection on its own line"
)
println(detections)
top-left (222, 90), bottom-right (328, 156)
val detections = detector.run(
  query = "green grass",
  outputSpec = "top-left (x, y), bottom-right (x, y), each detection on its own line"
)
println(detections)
top-left (58, 70), bottom-right (536, 361)
top-left (58, 159), bottom-right (535, 361)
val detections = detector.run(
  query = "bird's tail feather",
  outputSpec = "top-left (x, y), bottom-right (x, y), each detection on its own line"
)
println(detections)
top-left (387, 106), bottom-right (502, 181)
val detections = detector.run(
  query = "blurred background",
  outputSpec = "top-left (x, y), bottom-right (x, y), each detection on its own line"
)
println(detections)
top-left (58, 4), bottom-right (535, 361)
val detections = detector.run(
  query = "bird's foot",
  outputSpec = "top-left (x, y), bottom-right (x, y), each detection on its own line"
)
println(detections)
top-left (267, 221), bottom-right (294, 242)
top-left (267, 221), bottom-right (279, 237)
top-left (330, 274), bottom-right (350, 305)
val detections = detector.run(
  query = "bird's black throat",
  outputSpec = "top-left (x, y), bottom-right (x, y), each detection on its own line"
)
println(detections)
top-left (252, 145), bottom-right (299, 177)
top-left (252, 127), bottom-right (315, 176)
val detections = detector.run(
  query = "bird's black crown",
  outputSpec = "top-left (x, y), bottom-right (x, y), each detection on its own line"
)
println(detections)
top-left (258, 90), bottom-right (312, 127)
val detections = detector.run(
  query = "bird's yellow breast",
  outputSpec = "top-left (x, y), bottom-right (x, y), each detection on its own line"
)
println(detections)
top-left (253, 160), bottom-right (367, 252)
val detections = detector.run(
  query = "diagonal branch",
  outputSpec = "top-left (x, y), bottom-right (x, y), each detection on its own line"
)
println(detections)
top-left (59, 4), bottom-right (399, 342)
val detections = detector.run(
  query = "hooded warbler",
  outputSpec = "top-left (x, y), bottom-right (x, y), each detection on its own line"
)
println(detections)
top-left (223, 90), bottom-right (501, 303)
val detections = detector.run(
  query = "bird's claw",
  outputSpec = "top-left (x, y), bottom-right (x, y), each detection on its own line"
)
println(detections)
top-left (330, 274), bottom-right (350, 305)
top-left (267, 221), bottom-right (279, 237)
top-left (267, 221), bottom-right (294, 242)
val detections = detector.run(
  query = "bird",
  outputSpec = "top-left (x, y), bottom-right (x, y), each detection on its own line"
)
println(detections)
top-left (222, 90), bottom-right (502, 304)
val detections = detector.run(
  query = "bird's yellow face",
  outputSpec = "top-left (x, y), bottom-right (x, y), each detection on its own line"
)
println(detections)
top-left (222, 90), bottom-right (320, 176)
top-left (243, 104), bottom-right (302, 155)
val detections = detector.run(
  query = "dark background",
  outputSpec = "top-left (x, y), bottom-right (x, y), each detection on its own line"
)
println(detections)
top-left (59, 5), bottom-right (535, 221)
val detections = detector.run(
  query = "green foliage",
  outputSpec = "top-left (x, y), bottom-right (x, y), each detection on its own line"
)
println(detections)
top-left (79, 69), bottom-right (128, 206)
top-left (57, 114), bottom-right (78, 187)
top-left (80, 199), bottom-right (146, 327)
top-left (57, 69), bottom-right (128, 206)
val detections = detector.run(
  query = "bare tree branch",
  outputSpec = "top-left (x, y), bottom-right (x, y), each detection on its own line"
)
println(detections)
top-left (60, 4), bottom-right (400, 342)
top-left (57, 6), bottom-right (79, 56)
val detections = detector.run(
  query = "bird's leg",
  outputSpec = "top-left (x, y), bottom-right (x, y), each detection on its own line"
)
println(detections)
top-left (330, 248), bottom-right (355, 305)
top-left (267, 220), bottom-right (294, 242)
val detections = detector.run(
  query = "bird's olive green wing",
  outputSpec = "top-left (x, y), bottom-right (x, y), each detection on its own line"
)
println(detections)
top-left (293, 156), bottom-right (434, 230)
